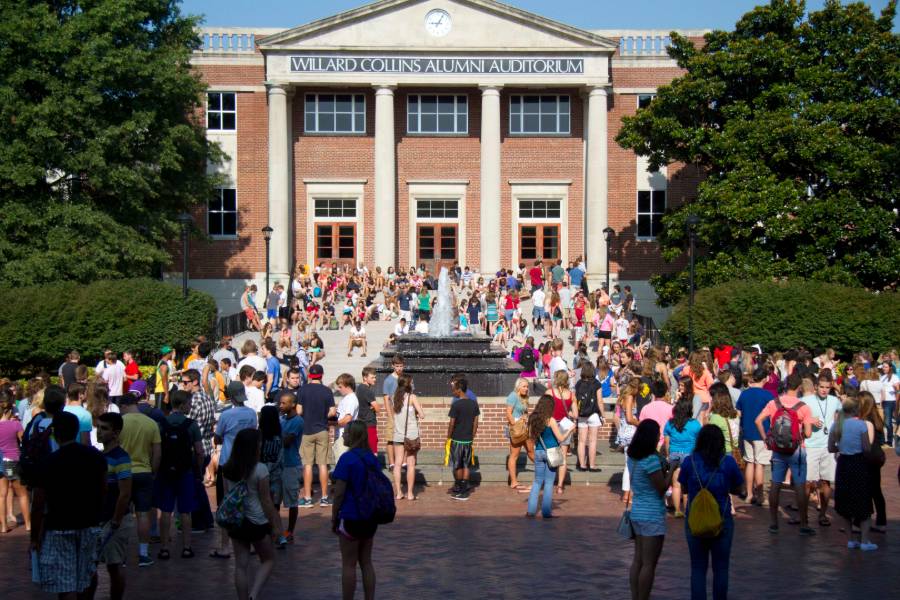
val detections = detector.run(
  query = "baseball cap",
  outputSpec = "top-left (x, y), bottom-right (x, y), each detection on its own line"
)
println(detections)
top-left (308, 364), bottom-right (324, 380)
top-left (127, 380), bottom-right (148, 400)
top-left (160, 345), bottom-right (173, 355)
top-left (225, 381), bottom-right (248, 404)
top-left (750, 344), bottom-right (763, 354)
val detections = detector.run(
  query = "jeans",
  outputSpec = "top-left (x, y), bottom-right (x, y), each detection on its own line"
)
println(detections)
top-left (685, 518), bottom-right (734, 600)
top-left (527, 449), bottom-right (556, 517)
top-left (883, 401), bottom-right (895, 445)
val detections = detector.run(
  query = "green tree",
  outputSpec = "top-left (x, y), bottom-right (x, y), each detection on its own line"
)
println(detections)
top-left (0, 1), bottom-right (222, 285)
top-left (616, 0), bottom-right (899, 306)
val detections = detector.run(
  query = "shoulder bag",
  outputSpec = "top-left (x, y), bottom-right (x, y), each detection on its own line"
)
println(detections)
top-left (537, 428), bottom-right (564, 468)
top-left (617, 460), bottom-right (635, 540)
top-left (403, 394), bottom-right (421, 454)
top-left (725, 421), bottom-right (745, 471)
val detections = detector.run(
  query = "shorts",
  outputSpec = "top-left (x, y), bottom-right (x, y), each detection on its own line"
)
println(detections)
top-left (272, 465), bottom-right (300, 508)
top-left (37, 528), bottom-right (101, 593)
top-left (449, 441), bottom-right (473, 470)
top-left (131, 472), bottom-right (154, 512)
top-left (351, 339), bottom-right (364, 347)
top-left (578, 414), bottom-right (602, 427)
top-left (806, 446), bottom-right (836, 482)
top-left (338, 518), bottom-right (378, 541)
top-left (563, 308), bottom-right (573, 321)
top-left (367, 426), bottom-right (379, 453)
top-left (300, 430), bottom-right (330, 466)
top-left (2, 458), bottom-right (21, 481)
top-left (98, 516), bottom-right (134, 566)
top-left (399, 310), bottom-right (411, 322)
top-left (385, 411), bottom-right (395, 443)
top-left (153, 470), bottom-right (198, 514)
top-left (228, 519), bottom-right (271, 544)
top-left (742, 440), bottom-right (772, 466)
top-left (244, 307), bottom-right (256, 320)
top-left (266, 309), bottom-right (277, 320)
top-left (631, 519), bottom-right (666, 537)
top-left (598, 330), bottom-right (611, 340)
top-left (532, 307), bottom-right (545, 321)
top-left (505, 309), bottom-right (516, 322)
top-left (771, 447), bottom-right (807, 485)
top-left (667, 452), bottom-right (689, 469)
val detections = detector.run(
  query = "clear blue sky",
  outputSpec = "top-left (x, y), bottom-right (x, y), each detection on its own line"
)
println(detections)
top-left (180, 0), bottom-right (896, 30)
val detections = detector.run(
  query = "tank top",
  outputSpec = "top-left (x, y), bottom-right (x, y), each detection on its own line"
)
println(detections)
top-left (539, 424), bottom-right (560, 449)
top-left (551, 388), bottom-right (572, 421)
top-left (393, 394), bottom-right (420, 441)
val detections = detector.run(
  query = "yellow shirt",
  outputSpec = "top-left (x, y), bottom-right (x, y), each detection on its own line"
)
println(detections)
top-left (120, 413), bottom-right (161, 474)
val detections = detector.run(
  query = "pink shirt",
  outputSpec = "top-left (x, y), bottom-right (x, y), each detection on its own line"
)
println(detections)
top-left (759, 394), bottom-right (815, 448)
top-left (0, 419), bottom-right (23, 462)
top-left (639, 400), bottom-right (674, 445)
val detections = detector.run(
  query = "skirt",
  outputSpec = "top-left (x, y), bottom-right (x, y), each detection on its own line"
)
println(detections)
top-left (834, 453), bottom-right (873, 523)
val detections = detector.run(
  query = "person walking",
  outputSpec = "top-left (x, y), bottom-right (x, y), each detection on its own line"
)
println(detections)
top-left (678, 425), bottom-right (745, 600)
top-left (95, 413), bottom-right (133, 600)
top-left (829, 397), bottom-right (877, 551)
top-left (735, 368), bottom-right (774, 505)
top-left (857, 391), bottom-right (887, 532)
top-left (524, 394), bottom-right (574, 518)
top-left (800, 373), bottom-right (842, 527)
top-left (0, 392), bottom-right (29, 533)
top-left (505, 378), bottom-right (530, 490)
top-left (664, 394), bottom-right (702, 518)
top-left (392, 374), bottom-right (423, 501)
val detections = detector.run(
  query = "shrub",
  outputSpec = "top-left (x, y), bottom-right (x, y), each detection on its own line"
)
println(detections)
top-left (0, 279), bottom-right (218, 374)
top-left (662, 279), bottom-right (900, 357)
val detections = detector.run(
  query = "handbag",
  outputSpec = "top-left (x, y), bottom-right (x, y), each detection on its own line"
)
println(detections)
top-left (617, 461), bottom-right (635, 539)
top-left (538, 431), bottom-right (564, 468)
top-left (509, 417), bottom-right (529, 447)
top-left (726, 422), bottom-right (745, 471)
top-left (402, 394), bottom-right (421, 454)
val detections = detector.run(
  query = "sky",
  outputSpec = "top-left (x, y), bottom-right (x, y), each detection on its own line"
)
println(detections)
top-left (180, 0), bottom-right (897, 31)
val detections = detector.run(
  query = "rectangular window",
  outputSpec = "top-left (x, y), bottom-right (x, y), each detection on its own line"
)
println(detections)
top-left (207, 92), bottom-right (236, 131)
top-left (407, 94), bottom-right (468, 134)
top-left (518, 199), bottom-right (561, 220)
top-left (305, 94), bottom-right (366, 133)
top-left (416, 199), bottom-right (459, 219)
top-left (519, 225), bottom-right (559, 262)
top-left (314, 198), bottom-right (357, 218)
top-left (417, 225), bottom-right (457, 263)
top-left (637, 190), bottom-right (666, 238)
top-left (315, 223), bottom-right (356, 262)
top-left (208, 189), bottom-right (237, 237)
top-left (638, 94), bottom-right (655, 109)
top-left (509, 95), bottom-right (570, 135)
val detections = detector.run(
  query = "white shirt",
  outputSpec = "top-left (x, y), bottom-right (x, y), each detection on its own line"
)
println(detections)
top-left (549, 356), bottom-right (568, 379)
top-left (244, 385), bottom-right (265, 412)
top-left (336, 392), bottom-right (359, 438)
top-left (881, 374), bottom-right (900, 403)
top-left (559, 286), bottom-right (572, 308)
top-left (237, 354), bottom-right (267, 375)
top-left (860, 379), bottom-right (885, 404)
top-left (615, 318), bottom-right (629, 340)
top-left (532, 288), bottom-right (545, 309)
top-left (414, 320), bottom-right (429, 334)
top-left (350, 325), bottom-right (366, 339)
top-left (98, 360), bottom-right (126, 396)
top-left (394, 323), bottom-right (409, 336)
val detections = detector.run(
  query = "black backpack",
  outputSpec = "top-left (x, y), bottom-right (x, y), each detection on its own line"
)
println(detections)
top-left (159, 418), bottom-right (195, 480)
top-left (576, 379), bottom-right (600, 418)
top-left (518, 346), bottom-right (536, 372)
top-left (19, 413), bottom-right (54, 488)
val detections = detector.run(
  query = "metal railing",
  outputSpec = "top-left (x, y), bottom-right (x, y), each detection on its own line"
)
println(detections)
top-left (215, 311), bottom-right (248, 339)
top-left (634, 313), bottom-right (662, 346)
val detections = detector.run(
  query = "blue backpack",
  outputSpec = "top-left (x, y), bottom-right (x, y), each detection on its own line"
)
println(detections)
top-left (352, 451), bottom-right (396, 525)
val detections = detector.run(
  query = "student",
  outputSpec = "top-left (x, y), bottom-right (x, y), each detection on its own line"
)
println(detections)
top-left (298, 364), bottom-right (336, 507)
top-left (261, 340), bottom-right (282, 400)
top-left (391, 374), bottom-right (423, 500)
top-left (356, 368), bottom-right (380, 454)
top-left (829, 398), bottom-right (877, 551)
top-left (524, 394), bottom-right (574, 518)
top-left (735, 368), bottom-right (775, 505)
top-left (333, 374), bottom-right (360, 464)
top-left (96, 413), bottom-right (133, 600)
top-left (574, 363), bottom-right (603, 472)
top-left (0, 393), bottom-right (28, 533)
top-left (63, 383), bottom-right (92, 446)
top-left (639, 380), bottom-right (674, 448)
top-left (664, 394), bottom-right (702, 518)
top-left (277, 390), bottom-right (303, 543)
top-left (447, 376), bottom-right (480, 501)
top-left (381, 356), bottom-right (404, 471)
top-left (506, 378), bottom-right (531, 491)
top-left (800, 373), bottom-right (842, 527)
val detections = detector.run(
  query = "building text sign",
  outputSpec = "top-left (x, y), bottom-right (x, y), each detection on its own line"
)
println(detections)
top-left (290, 55), bottom-right (584, 75)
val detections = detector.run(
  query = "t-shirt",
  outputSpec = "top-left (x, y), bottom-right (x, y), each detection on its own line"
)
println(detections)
top-left (548, 356), bottom-right (568, 379)
top-left (356, 384), bottom-right (378, 427)
top-left (101, 446), bottom-right (132, 523)
top-left (61, 362), bottom-right (79, 390)
top-left (124, 360), bottom-right (141, 393)
top-left (627, 454), bottom-right (665, 523)
top-left (398, 293), bottom-right (412, 311)
top-left (37, 442), bottom-right (107, 530)
top-left (664, 419), bottom-right (702, 454)
top-left (215, 405), bottom-right (258, 464)
top-left (639, 400), bottom-right (674, 445)
top-left (708, 413), bottom-right (739, 452)
top-left (569, 267), bottom-right (584, 287)
top-left (532, 288), bottom-right (545, 309)
top-left (120, 412), bottom-right (162, 474)
top-left (506, 392), bottom-right (528, 421)
top-left (528, 267), bottom-right (543, 287)
top-left (881, 374), bottom-right (900, 402)
top-left (448, 397), bottom-right (480, 442)
top-left (237, 354), bottom-right (268, 375)
top-left (64, 405), bottom-right (93, 443)
top-left (245, 385), bottom-right (265, 413)
top-left (559, 286), bottom-right (572, 309)
top-left (332, 448), bottom-right (382, 521)
top-left (266, 290), bottom-right (280, 311)
top-left (336, 392), bottom-right (359, 438)
top-left (0, 419), bottom-right (24, 461)
top-left (550, 265), bottom-right (566, 283)
top-left (467, 302), bottom-right (481, 323)
top-left (280, 414), bottom-right (303, 467)
top-left (860, 379), bottom-right (885, 404)
top-left (299, 383), bottom-right (335, 435)
top-left (678, 454), bottom-right (743, 520)
top-left (801, 394), bottom-right (842, 449)
top-left (265, 356), bottom-right (282, 392)
top-left (100, 361), bottom-right (126, 396)
top-left (382, 374), bottom-right (399, 401)
top-left (713, 346), bottom-right (734, 370)
top-left (759, 394), bottom-right (815, 448)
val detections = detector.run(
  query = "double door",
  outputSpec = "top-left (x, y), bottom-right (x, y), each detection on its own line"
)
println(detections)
top-left (416, 224), bottom-right (457, 273)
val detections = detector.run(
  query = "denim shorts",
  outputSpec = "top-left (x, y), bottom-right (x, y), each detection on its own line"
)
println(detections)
top-left (771, 447), bottom-right (807, 485)
top-left (131, 472), bottom-right (154, 512)
top-left (631, 519), bottom-right (667, 537)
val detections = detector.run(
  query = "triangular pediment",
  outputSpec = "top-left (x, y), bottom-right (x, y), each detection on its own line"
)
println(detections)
top-left (258, 0), bottom-right (617, 52)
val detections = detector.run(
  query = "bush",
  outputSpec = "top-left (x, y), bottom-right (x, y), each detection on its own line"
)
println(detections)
top-left (662, 279), bottom-right (900, 357)
top-left (0, 279), bottom-right (218, 374)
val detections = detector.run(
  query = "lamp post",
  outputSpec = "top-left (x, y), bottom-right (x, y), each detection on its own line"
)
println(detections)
top-left (176, 213), bottom-right (193, 300)
top-left (262, 225), bottom-right (273, 295)
top-left (602, 226), bottom-right (614, 291)
top-left (686, 214), bottom-right (701, 352)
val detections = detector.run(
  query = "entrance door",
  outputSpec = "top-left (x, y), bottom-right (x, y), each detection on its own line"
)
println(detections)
top-left (417, 224), bottom-right (457, 273)
top-left (315, 223), bottom-right (356, 266)
top-left (519, 224), bottom-right (559, 263)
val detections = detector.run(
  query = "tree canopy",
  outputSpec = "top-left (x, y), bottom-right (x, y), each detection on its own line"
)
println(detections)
top-left (0, 0), bottom-right (221, 285)
top-left (616, 0), bottom-right (899, 306)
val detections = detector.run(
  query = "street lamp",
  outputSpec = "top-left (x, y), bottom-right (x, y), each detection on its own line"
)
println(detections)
top-left (602, 226), bottom-right (614, 291)
top-left (686, 214), bottom-right (701, 352)
top-left (176, 212), bottom-right (193, 299)
top-left (262, 225), bottom-right (274, 294)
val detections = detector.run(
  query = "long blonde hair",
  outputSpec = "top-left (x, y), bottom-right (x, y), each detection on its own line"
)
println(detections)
top-left (552, 370), bottom-right (569, 392)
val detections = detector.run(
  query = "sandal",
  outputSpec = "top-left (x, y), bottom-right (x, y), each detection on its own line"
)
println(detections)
top-left (208, 550), bottom-right (231, 559)
top-left (768, 525), bottom-right (779, 534)
top-left (157, 549), bottom-right (171, 560)
top-left (786, 518), bottom-right (801, 526)
top-left (818, 516), bottom-right (831, 527)
top-left (799, 527), bottom-right (817, 536)
top-left (181, 548), bottom-right (195, 558)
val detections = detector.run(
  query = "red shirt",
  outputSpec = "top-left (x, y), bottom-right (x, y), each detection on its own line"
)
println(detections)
top-left (528, 267), bottom-right (543, 287)
top-left (551, 390), bottom-right (572, 421)
top-left (714, 346), bottom-right (733, 370)
top-left (124, 360), bottom-right (140, 393)
top-left (504, 296), bottom-right (519, 310)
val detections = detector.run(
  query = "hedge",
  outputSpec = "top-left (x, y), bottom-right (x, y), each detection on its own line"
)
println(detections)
top-left (0, 279), bottom-right (218, 374)
top-left (662, 279), bottom-right (900, 357)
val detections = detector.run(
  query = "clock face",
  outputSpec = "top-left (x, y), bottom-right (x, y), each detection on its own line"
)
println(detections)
top-left (425, 9), bottom-right (452, 37)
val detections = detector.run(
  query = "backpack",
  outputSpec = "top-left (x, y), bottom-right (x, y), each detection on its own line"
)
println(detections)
top-left (766, 398), bottom-right (805, 454)
top-left (518, 347), bottom-right (536, 372)
top-left (635, 376), bottom-right (653, 414)
top-left (159, 418), bottom-right (195, 480)
top-left (215, 480), bottom-right (248, 531)
top-left (576, 379), bottom-right (599, 418)
top-left (353, 451), bottom-right (396, 525)
top-left (19, 413), bottom-right (54, 488)
top-left (687, 459), bottom-right (723, 538)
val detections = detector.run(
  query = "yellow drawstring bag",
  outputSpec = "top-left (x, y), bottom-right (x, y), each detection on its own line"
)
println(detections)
top-left (687, 459), bottom-right (723, 539)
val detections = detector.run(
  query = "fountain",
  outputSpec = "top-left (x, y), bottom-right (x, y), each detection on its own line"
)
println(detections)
top-left (368, 267), bottom-right (523, 396)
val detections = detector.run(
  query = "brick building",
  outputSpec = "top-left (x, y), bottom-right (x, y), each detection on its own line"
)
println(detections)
top-left (183, 0), bottom-right (705, 323)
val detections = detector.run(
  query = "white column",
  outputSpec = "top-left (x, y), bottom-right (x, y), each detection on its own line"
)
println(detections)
top-left (585, 87), bottom-right (609, 286)
top-left (479, 85), bottom-right (502, 276)
top-left (373, 85), bottom-right (396, 268)
top-left (266, 84), bottom-right (292, 281)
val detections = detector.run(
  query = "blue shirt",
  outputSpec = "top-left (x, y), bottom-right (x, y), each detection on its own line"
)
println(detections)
top-left (627, 454), bottom-right (666, 523)
top-left (569, 267), bottom-right (584, 287)
top-left (280, 414), bottom-right (303, 468)
top-left (678, 454), bottom-right (743, 520)
top-left (735, 387), bottom-right (774, 441)
top-left (64, 405), bottom-right (94, 443)
top-left (332, 448), bottom-right (382, 521)
top-left (801, 393), bottom-right (842, 449)
top-left (215, 405), bottom-right (258, 463)
top-left (266, 356), bottom-right (282, 391)
top-left (450, 389), bottom-right (478, 405)
top-left (664, 419), bottom-right (702, 454)
top-left (598, 370), bottom-right (614, 398)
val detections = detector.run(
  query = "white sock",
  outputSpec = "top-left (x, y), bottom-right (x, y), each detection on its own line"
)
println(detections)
top-left (139, 543), bottom-right (148, 556)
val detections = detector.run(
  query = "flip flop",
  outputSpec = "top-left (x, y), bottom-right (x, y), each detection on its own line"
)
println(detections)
top-left (208, 550), bottom-right (231, 559)
top-left (799, 527), bottom-right (817, 536)
top-left (768, 525), bottom-right (779, 534)
top-left (787, 518), bottom-right (801, 525)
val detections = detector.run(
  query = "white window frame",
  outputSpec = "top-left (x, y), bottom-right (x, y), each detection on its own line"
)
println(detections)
top-left (208, 188), bottom-right (238, 239)
top-left (407, 94), bottom-right (468, 135)
top-left (304, 93), bottom-right (366, 134)
top-left (510, 183), bottom-right (570, 264)
top-left (637, 94), bottom-right (656, 109)
top-left (313, 198), bottom-right (357, 219)
top-left (407, 182), bottom-right (467, 268)
top-left (207, 92), bottom-right (236, 131)
top-left (636, 189), bottom-right (666, 240)
top-left (509, 94), bottom-right (570, 135)
top-left (517, 198), bottom-right (562, 220)
top-left (416, 198), bottom-right (459, 220)
top-left (304, 181), bottom-right (365, 266)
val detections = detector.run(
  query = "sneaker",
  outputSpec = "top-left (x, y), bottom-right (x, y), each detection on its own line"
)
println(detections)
top-left (277, 536), bottom-right (288, 549)
top-left (847, 541), bottom-right (861, 549)
top-left (298, 497), bottom-right (314, 509)
top-left (860, 542), bottom-right (878, 551)
top-left (138, 555), bottom-right (154, 568)
top-left (319, 496), bottom-right (333, 507)
top-left (284, 532), bottom-right (294, 544)
top-left (451, 490), bottom-right (470, 501)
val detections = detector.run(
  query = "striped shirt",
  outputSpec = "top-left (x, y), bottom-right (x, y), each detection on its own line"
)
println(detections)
top-left (101, 446), bottom-right (132, 522)
top-left (627, 455), bottom-right (666, 524)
